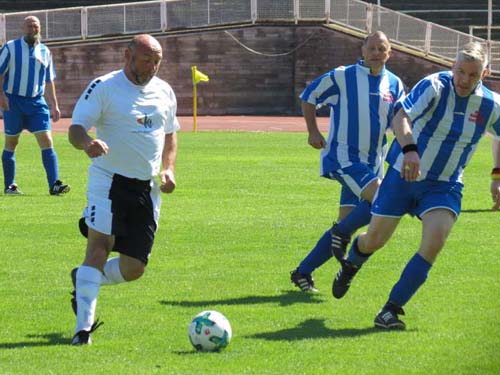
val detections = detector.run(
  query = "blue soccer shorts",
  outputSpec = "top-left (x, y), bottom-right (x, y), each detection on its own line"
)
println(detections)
top-left (325, 163), bottom-right (381, 207)
top-left (372, 167), bottom-right (463, 219)
top-left (2, 93), bottom-right (51, 136)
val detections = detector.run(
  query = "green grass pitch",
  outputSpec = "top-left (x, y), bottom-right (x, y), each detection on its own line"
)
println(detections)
top-left (0, 131), bottom-right (498, 374)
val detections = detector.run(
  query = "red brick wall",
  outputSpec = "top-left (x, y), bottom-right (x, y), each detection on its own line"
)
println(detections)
top-left (51, 25), bottom-right (500, 117)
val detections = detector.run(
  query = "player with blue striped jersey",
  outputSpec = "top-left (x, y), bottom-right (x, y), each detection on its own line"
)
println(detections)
top-left (332, 42), bottom-right (500, 329)
top-left (291, 31), bottom-right (405, 292)
top-left (0, 16), bottom-right (69, 195)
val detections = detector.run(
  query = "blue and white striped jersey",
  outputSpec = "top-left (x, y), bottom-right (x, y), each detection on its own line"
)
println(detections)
top-left (387, 71), bottom-right (500, 183)
top-left (300, 61), bottom-right (405, 176)
top-left (0, 37), bottom-right (56, 98)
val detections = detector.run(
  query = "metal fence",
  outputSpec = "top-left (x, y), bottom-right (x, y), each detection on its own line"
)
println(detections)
top-left (0, 0), bottom-right (498, 73)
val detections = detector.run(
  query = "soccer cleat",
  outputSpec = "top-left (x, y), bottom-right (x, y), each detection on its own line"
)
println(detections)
top-left (290, 268), bottom-right (319, 292)
top-left (71, 320), bottom-right (104, 346)
top-left (49, 180), bottom-right (70, 196)
top-left (331, 223), bottom-right (351, 262)
top-left (4, 184), bottom-right (23, 195)
top-left (374, 302), bottom-right (406, 330)
top-left (332, 260), bottom-right (360, 299)
top-left (70, 267), bottom-right (78, 316)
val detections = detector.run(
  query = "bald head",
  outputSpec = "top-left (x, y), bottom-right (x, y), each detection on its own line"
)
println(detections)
top-left (125, 34), bottom-right (163, 85)
top-left (128, 34), bottom-right (162, 56)
top-left (23, 15), bottom-right (41, 45)
top-left (361, 30), bottom-right (392, 75)
top-left (363, 31), bottom-right (390, 46)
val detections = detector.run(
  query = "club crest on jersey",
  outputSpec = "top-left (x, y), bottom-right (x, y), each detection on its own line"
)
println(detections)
top-left (468, 110), bottom-right (485, 126)
top-left (382, 92), bottom-right (394, 103)
top-left (137, 113), bottom-right (153, 128)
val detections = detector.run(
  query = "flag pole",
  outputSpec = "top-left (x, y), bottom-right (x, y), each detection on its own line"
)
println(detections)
top-left (191, 66), bottom-right (209, 133)
top-left (192, 66), bottom-right (198, 133)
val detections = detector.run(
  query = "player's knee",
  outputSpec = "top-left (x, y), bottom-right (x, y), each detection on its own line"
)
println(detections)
top-left (424, 230), bottom-right (448, 254)
top-left (122, 264), bottom-right (145, 281)
top-left (4, 138), bottom-right (19, 151)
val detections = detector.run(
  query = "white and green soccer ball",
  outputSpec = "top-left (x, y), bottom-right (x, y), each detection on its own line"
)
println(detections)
top-left (188, 310), bottom-right (232, 352)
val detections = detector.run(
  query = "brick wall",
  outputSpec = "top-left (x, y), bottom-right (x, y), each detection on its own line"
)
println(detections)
top-left (51, 25), bottom-right (500, 117)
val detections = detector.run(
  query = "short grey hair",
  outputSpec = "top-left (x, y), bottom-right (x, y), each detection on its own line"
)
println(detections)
top-left (456, 42), bottom-right (488, 69)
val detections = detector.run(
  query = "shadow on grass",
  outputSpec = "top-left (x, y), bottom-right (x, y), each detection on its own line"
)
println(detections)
top-left (160, 290), bottom-right (325, 308)
top-left (0, 333), bottom-right (71, 348)
top-left (249, 318), bottom-right (407, 341)
top-left (173, 349), bottom-right (225, 355)
top-left (461, 208), bottom-right (496, 213)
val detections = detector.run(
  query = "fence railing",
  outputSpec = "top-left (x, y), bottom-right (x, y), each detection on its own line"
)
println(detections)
top-left (0, 0), bottom-right (498, 73)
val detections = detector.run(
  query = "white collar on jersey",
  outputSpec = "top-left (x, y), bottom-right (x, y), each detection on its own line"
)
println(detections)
top-left (357, 59), bottom-right (386, 76)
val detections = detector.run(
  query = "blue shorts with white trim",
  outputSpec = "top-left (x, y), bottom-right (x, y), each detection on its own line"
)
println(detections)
top-left (324, 163), bottom-right (380, 206)
top-left (2, 93), bottom-right (50, 136)
top-left (372, 167), bottom-right (463, 219)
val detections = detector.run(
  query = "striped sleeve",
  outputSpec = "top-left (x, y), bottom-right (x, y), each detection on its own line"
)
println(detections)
top-left (488, 92), bottom-right (500, 138)
top-left (398, 74), bottom-right (440, 120)
top-left (299, 69), bottom-right (341, 108)
top-left (45, 48), bottom-right (56, 82)
top-left (0, 44), bottom-right (10, 75)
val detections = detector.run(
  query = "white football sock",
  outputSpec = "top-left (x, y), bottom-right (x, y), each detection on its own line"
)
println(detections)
top-left (75, 265), bottom-right (102, 333)
top-left (101, 257), bottom-right (126, 285)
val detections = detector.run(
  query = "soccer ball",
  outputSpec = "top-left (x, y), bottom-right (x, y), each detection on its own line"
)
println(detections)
top-left (188, 310), bottom-right (232, 352)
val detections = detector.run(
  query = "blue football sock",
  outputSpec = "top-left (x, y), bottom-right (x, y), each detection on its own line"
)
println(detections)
top-left (335, 200), bottom-right (372, 237)
top-left (41, 148), bottom-right (59, 188)
top-left (346, 237), bottom-right (372, 267)
top-left (2, 149), bottom-right (16, 189)
top-left (389, 253), bottom-right (432, 307)
top-left (298, 228), bottom-right (333, 274)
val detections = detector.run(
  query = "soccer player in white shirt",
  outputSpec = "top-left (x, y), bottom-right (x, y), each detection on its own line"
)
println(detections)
top-left (68, 34), bottom-right (179, 345)
top-left (332, 42), bottom-right (500, 330)
top-left (0, 16), bottom-right (69, 195)
top-left (290, 31), bottom-right (405, 292)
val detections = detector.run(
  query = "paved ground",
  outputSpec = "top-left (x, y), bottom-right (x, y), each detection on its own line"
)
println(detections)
top-left (1, 116), bottom-right (329, 133)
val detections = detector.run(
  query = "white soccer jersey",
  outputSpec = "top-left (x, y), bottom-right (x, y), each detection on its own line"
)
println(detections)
top-left (71, 70), bottom-right (180, 180)
top-left (300, 61), bottom-right (405, 176)
top-left (387, 71), bottom-right (500, 183)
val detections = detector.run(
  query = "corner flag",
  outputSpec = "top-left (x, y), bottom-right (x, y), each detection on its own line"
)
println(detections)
top-left (192, 66), bottom-right (209, 84)
top-left (191, 66), bottom-right (209, 132)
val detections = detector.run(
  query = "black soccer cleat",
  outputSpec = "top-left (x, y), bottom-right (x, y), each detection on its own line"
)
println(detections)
top-left (332, 260), bottom-right (360, 299)
top-left (71, 320), bottom-right (104, 346)
top-left (290, 268), bottom-right (319, 292)
top-left (70, 267), bottom-right (78, 316)
top-left (374, 302), bottom-right (406, 330)
top-left (49, 180), bottom-right (70, 196)
top-left (331, 223), bottom-right (351, 262)
top-left (4, 183), bottom-right (23, 195)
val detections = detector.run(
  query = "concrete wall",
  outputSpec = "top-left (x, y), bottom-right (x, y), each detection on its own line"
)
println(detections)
top-left (51, 25), bottom-right (500, 117)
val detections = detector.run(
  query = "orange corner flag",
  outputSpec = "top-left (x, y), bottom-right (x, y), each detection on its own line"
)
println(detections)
top-left (192, 66), bottom-right (209, 84)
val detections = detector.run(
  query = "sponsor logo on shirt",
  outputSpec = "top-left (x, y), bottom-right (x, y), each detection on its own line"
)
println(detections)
top-left (468, 110), bottom-right (485, 126)
top-left (137, 113), bottom-right (153, 128)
